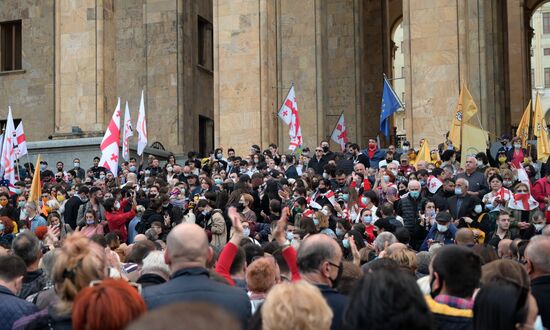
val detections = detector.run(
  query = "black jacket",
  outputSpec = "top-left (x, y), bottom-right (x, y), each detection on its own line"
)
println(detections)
top-left (426, 296), bottom-right (473, 330)
top-left (63, 196), bottom-right (85, 229)
top-left (308, 156), bottom-right (328, 175)
top-left (316, 284), bottom-right (348, 330)
top-left (531, 275), bottom-right (550, 328)
top-left (397, 195), bottom-right (425, 235)
top-left (143, 267), bottom-right (251, 327)
top-left (446, 195), bottom-right (481, 220)
top-left (0, 285), bottom-right (38, 330)
top-left (19, 269), bottom-right (49, 300)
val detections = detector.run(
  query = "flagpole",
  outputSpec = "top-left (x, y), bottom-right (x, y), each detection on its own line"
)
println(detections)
top-left (528, 91), bottom-right (536, 157)
top-left (15, 158), bottom-right (20, 181)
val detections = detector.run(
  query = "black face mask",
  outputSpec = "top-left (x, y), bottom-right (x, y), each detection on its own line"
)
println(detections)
top-left (398, 189), bottom-right (407, 196)
top-left (329, 261), bottom-right (343, 288)
top-left (236, 202), bottom-right (245, 213)
top-left (322, 146), bottom-right (329, 153)
top-left (318, 187), bottom-right (328, 194)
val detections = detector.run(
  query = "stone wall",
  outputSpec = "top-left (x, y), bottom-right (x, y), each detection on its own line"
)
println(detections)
top-left (0, 0), bottom-right (55, 141)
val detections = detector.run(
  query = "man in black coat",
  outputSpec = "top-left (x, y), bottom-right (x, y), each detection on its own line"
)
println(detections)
top-left (308, 147), bottom-right (329, 175)
top-left (297, 233), bottom-right (348, 330)
top-left (64, 185), bottom-right (90, 230)
top-left (0, 255), bottom-right (38, 330)
top-left (526, 237), bottom-right (550, 328)
top-left (142, 222), bottom-right (250, 327)
top-left (446, 178), bottom-right (481, 220)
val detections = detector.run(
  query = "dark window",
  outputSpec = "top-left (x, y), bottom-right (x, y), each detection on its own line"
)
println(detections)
top-left (545, 48), bottom-right (550, 56)
top-left (544, 13), bottom-right (550, 34)
top-left (545, 68), bottom-right (550, 88)
top-left (0, 20), bottom-right (22, 71)
top-left (532, 69), bottom-right (535, 87)
top-left (197, 16), bottom-right (213, 71)
top-left (199, 115), bottom-right (214, 157)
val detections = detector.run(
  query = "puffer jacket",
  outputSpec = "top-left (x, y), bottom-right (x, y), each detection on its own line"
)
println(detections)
top-left (210, 210), bottom-right (227, 249)
top-left (396, 195), bottom-right (425, 234)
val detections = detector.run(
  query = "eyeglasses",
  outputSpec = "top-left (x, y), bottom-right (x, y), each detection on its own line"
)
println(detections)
top-left (327, 261), bottom-right (343, 270)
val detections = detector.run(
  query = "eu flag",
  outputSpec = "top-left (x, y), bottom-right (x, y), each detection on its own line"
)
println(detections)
top-left (380, 77), bottom-right (403, 137)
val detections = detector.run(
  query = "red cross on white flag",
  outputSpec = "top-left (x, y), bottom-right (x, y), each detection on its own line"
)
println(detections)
top-left (1, 107), bottom-right (16, 184)
top-left (330, 113), bottom-right (349, 151)
top-left (122, 101), bottom-right (133, 162)
top-left (278, 86), bottom-right (303, 151)
top-left (136, 90), bottom-right (148, 156)
top-left (99, 98), bottom-right (121, 176)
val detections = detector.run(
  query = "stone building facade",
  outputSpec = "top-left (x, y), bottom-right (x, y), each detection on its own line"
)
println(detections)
top-left (214, 0), bottom-right (550, 155)
top-left (0, 0), bottom-right (213, 166)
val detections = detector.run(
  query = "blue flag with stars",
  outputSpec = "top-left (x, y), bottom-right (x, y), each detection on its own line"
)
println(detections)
top-left (380, 77), bottom-right (403, 137)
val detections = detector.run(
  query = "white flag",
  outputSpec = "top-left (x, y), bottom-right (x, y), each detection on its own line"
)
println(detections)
top-left (330, 113), bottom-right (349, 151)
top-left (14, 121), bottom-right (27, 159)
top-left (99, 98), bottom-right (121, 176)
top-left (1, 107), bottom-right (16, 184)
top-left (278, 86), bottom-right (296, 125)
top-left (122, 101), bottom-right (133, 162)
top-left (136, 90), bottom-right (147, 156)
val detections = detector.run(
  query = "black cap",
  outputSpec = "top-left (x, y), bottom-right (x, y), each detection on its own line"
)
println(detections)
top-left (435, 212), bottom-right (452, 223)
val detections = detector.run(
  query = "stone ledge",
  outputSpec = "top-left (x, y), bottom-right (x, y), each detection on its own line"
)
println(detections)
top-left (0, 69), bottom-right (26, 76)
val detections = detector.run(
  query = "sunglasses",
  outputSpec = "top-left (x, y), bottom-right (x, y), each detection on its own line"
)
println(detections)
top-left (89, 280), bottom-right (142, 294)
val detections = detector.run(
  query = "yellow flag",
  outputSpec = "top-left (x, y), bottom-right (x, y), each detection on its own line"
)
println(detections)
top-left (448, 84), bottom-right (479, 147)
top-left (29, 155), bottom-right (42, 204)
top-left (416, 139), bottom-right (431, 163)
top-left (534, 94), bottom-right (550, 162)
top-left (516, 101), bottom-right (531, 149)
top-left (460, 124), bottom-right (488, 168)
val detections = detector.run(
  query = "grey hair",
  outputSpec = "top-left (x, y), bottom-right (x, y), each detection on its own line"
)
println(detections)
top-left (297, 239), bottom-right (337, 273)
top-left (373, 232), bottom-right (397, 253)
top-left (141, 251), bottom-right (170, 278)
top-left (25, 201), bottom-right (38, 211)
top-left (456, 178), bottom-right (469, 188)
top-left (525, 236), bottom-right (550, 273)
top-left (416, 251), bottom-right (432, 276)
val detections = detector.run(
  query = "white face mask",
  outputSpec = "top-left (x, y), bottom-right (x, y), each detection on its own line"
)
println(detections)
top-left (437, 224), bottom-right (448, 232)
top-left (243, 228), bottom-right (250, 237)
top-left (477, 160), bottom-right (483, 167)
top-left (321, 209), bottom-right (329, 216)
top-left (534, 223), bottom-right (545, 232)
top-left (474, 205), bottom-right (482, 214)
top-left (402, 146), bottom-right (409, 152)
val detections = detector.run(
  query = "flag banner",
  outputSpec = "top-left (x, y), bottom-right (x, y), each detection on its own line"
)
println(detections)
top-left (416, 139), bottom-right (431, 163)
top-left (1, 107), bottom-right (16, 184)
top-left (508, 193), bottom-right (539, 211)
top-left (99, 98), bottom-right (121, 176)
top-left (380, 77), bottom-right (403, 137)
top-left (325, 190), bottom-right (337, 207)
top-left (427, 175), bottom-right (443, 194)
top-left (460, 124), bottom-right (488, 168)
top-left (331, 113), bottom-right (349, 151)
top-left (278, 85), bottom-right (303, 151)
top-left (122, 101), bottom-right (133, 162)
top-left (29, 155), bottom-right (42, 203)
top-left (449, 84), bottom-right (478, 146)
top-left (516, 101), bottom-right (531, 149)
top-left (534, 94), bottom-right (550, 162)
top-left (136, 90), bottom-right (148, 156)
top-left (14, 121), bottom-right (27, 160)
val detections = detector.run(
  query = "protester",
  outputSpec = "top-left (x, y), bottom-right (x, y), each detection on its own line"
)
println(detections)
top-left (525, 236), bottom-right (550, 328)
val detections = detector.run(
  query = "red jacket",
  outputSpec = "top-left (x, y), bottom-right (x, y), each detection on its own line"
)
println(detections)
top-left (532, 177), bottom-right (550, 209)
top-left (105, 199), bottom-right (136, 242)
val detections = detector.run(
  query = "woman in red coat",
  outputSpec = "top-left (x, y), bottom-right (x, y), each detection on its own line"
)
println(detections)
top-left (104, 195), bottom-right (136, 242)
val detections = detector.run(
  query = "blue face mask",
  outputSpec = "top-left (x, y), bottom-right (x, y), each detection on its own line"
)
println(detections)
top-left (485, 203), bottom-right (495, 211)
top-left (342, 239), bottom-right (350, 249)
top-left (410, 191), bottom-right (420, 199)
top-left (14, 188), bottom-right (21, 195)
top-left (313, 219), bottom-right (319, 226)
top-left (363, 216), bottom-right (372, 224)
top-left (214, 178), bottom-right (223, 185)
top-left (361, 197), bottom-right (369, 205)
top-left (336, 228), bottom-right (343, 236)
top-left (342, 194), bottom-right (349, 202)
top-left (286, 231), bottom-right (294, 241)
top-left (455, 187), bottom-right (463, 195)
top-left (129, 165), bottom-right (136, 172)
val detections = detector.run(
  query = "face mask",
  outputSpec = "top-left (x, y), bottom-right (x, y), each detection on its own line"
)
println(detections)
top-left (368, 143), bottom-right (376, 148)
top-left (318, 187), bottom-right (327, 194)
top-left (485, 203), bottom-right (495, 211)
top-left (216, 153), bottom-right (223, 159)
top-left (86, 219), bottom-right (95, 225)
top-left (129, 165), bottom-right (136, 172)
top-left (409, 191), bottom-right (420, 199)
top-left (243, 228), bottom-right (250, 237)
top-left (534, 223), bottom-right (545, 232)
top-left (430, 275), bottom-right (442, 299)
top-left (99, 175), bottom-right (106, 180)
top-left (342, 194), bottom-right (349, 202)
top-left (74, 162), bottom-right (80, 168)
top-left (391, 170), bottom-right (398, 176)
top-left (361, 197), bottom-right (369, 205)
top-left (363, 216), bottom-right (372, 224)
top-left (335, 228), bottom-right (343, 237)
top-left (437, 224), bottom-right (448, 232)
top-left (313, 219), bottom-right (319, 226)
top-left (40, 165), bottom-right (47, 171)
top-left (212, 178), bottom-right (222, 185)
top-left (81, 197), bottom-right (89, 203)
top-left (14, 188), bottom-right (21, 195)
top-left (383, 175), bottom-right (390, 182)
top-left (321, 209), bottom-right (329, 216)
top-left (286, 232), bottom-right (294, 241)
top-left (145, 170), bottom-right (151, 175)
top-left (402, 146), bottom-right (409, 152)
top-left (503, 180), bottom-right (512, 187)
top-left (477, 160), bottom-right (484, 167)
top-left (0, 224), bottom-right (4, 231)
top-left (253, 159), bottom-right (259, 164)
top-left (431, 154), bottom-right (438, 161)
top-left (18, 201), bottom-right (25, 208)
top-left (514, 143), bottom-right (521, 149)
top-left (342, 239), bottom-right (350, 249)
top-left (201, 210), bottom-right (210, 216)
top-left (427, 210), bottom-right (436, 218)
top-left (498, 157), bottom-right (507, 164)
top-left (419, 180), bottom-right (426, 187)
top-left (454, 187), bottom-right (462, 195)
top-left (399, 189), bottom-right (407, 196)
top-left (474, 205), bottom-right (482, 214)
top-left (114, 201), bottom-right (120, 210)
top-left (166, 167), bottom-right (173, 172)
top-left (534, 315), bottom-right (544, 330)
top-left (322, 146), bottom-right (329, 152)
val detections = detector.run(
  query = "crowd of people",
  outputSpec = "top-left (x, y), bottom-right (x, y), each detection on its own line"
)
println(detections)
top-left (1, 134), bottom-right (550, 329)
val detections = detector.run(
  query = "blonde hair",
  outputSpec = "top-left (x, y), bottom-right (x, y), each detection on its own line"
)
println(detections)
top-left (52, 233), bottom-right (107, 313)
top-left (262, 281), bottom-right (332, 330)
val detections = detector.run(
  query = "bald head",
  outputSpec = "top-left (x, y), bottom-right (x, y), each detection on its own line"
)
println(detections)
top-left (297, 234), bottom-right (342, 274)
top-left (134, 234), bottom-right (147, 242)
top-left (455, 228), bottom-right (475, 246)
top-left (408, 180), bottom-right (420, 191)
top-left (542, 225), bottom-right (550, 238)
top-left (166, 224), bottom-right (210, 270)
top-left (497, 239), bottom-right (513, 259)
top-left (525, 236), bottom-right (550, 276)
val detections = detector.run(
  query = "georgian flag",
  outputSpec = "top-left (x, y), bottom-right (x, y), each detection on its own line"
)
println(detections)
top-left (136, 90), bottom-right (148, 156)
top-left (122, 101), bottom-right (133, 162)
top-left (330, 113), bottom-right (349, 151)
top-left (278, 86), bottom-right (302, 151)
top-left (325, 190), bottom-right (337, 207)
top-left (99, 98), bottom-right (121, 176)
top-left (306, 196), bottom-right (323, 210)
top-left (427, 175), bottom-right (443, 194)
top-left (14, 121), bottom-right (27, 159)
top-left (508, 193), bottom-right (539, 211)
top-left (0, 107), bottom-right (16, 184)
